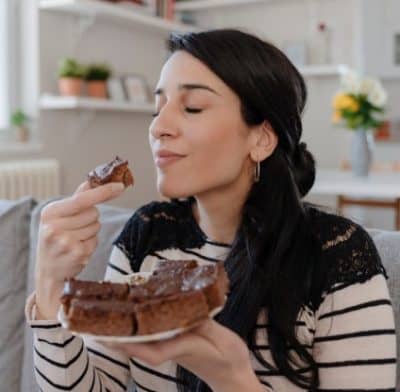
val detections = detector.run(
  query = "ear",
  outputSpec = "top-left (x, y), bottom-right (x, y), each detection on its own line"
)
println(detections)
top-left (249, 121), bottom-right (278, 162)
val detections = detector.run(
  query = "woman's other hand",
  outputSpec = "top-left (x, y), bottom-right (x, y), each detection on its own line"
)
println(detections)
top-left (103, 319), bottom-right (264, 392)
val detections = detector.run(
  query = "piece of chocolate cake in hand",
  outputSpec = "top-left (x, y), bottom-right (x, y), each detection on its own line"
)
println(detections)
top-left (87, 156), bottom-right (134, 188)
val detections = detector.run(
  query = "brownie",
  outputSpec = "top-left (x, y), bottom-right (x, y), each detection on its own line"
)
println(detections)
top-left (65, 299), bottom-right (136, 336)
top-left (134, 291), bottom-right (209, 335)
top-left (87, 156), bottom-right (134, 188)
top-left (61, 260), bottom-right (229, 336)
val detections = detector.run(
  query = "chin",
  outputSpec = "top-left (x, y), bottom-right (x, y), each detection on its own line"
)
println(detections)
top-left (157, 177), bottom-right (192, 200)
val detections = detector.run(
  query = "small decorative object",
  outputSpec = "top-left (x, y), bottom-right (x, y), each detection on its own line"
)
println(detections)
top-left (10, 109), bottom-right (30, 143)
top-left (123, 75), bottom-right (149, 104)
top-left (310, 22), bottom-right (332, 65)
top-left (107, 77), bottom-right (127, 102)
top-left (57, 58), bottom-right (86, 97)
top-left (374, 120), bottom-right (391, 141)
top-left (85, 63), bottom-right (112, 99)
top-left (282, 41), bottom-right (308, 67)
top-left (155, 0), bottom-right (175, 21)
top-left (332, 70), bottom-right (387, 177)
top-left (375, 118), bottom-right (400, 143)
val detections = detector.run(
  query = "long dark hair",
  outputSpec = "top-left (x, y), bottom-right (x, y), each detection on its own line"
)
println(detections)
top-left (167, 29), bottom-right (326, 391)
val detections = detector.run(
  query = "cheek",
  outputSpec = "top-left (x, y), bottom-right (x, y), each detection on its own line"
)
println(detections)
top-left (194, 123), bottom-right (246, 171)
top-left (155, 120), bottom-right (249, 198)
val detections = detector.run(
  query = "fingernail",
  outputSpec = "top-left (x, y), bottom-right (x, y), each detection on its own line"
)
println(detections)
top-left (111, 183), bottom-right (125, 192)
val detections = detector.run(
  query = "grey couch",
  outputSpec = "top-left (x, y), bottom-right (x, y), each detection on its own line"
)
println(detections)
top-left (0, 197), bottom-right (399, 392)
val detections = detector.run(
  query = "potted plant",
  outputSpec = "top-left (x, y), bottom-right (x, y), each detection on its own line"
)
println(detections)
top-left (10, 109), bottom-right (30, 143)
top-left (57, 58), bottom-right (87, 96)
top-left (85, 63), bottom-right (112, 99)
top-left (332, 70), bottom-right (387, 177)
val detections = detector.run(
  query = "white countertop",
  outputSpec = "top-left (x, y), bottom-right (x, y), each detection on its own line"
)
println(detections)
top-left (310, 169), bottom-right (400, 199)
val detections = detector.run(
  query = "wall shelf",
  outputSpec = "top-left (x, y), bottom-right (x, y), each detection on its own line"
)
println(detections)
top-left (299, 64), bottom-right (349, 77)
top-left (175, 0), bottom-right (266, 11)
top-left (0, 142), bottom-right (44, 154)
top-left (39, 94), bottom-right (155, 113)
top-left (39, 0), bottom-right (197, 33)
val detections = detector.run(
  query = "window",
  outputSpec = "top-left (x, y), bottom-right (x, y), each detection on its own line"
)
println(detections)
top-left (0, 0), bottom-right (17, 131)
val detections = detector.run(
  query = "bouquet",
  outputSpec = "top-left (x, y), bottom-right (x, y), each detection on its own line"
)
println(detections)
top-left (332, 70), bottom-right (387, 131)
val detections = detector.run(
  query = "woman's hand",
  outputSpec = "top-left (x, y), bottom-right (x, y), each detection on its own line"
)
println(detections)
top-left (34, 181), bottom-right (125, 320)
top-left (102, 319), bottom-right (264, 392)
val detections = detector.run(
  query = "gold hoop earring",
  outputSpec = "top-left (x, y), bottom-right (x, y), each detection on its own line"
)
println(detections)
top-left (254, 161), bottom-right (260, 183)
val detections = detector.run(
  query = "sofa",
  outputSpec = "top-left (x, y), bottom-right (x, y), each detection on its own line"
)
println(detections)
top-left (0, 197), bottom-right (399, 392)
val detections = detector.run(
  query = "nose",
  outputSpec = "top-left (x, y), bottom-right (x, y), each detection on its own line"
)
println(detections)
top-left (149, 103), bottom-right (179, 140)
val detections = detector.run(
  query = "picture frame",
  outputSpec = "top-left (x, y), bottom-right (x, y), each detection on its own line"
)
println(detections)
top-left (394, 32), bottom-right (400, 66)
top-left (122, 74), bottom-right (150, 104)
top-left (106, 77), bottom-right (127, 102)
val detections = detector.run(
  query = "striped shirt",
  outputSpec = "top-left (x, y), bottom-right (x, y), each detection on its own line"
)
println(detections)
top-left (26, 198), bottom-right (397, 391)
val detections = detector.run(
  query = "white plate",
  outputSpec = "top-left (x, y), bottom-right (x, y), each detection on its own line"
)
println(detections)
top-left (58, 305), bottom-right (223, 343)
top-left (58, 272), bottom-right (224, 343)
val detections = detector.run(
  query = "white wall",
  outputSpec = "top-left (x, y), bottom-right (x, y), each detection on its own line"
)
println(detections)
top-left (35, 11), bottom-right (167, 208)
top-left (2, 0), bottom-right (400, 225)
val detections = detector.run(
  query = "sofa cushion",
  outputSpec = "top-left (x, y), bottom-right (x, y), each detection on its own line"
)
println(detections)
top-left (21, 199), bottom-right (133, 392)
top-left (367, 228), bottom-right (400, 386)
top-left (0, 197), bottom-right (36, 392)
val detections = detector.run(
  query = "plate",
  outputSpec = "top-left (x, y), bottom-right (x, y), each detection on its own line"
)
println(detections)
top-left (58, 272), bottom-right (224, 343)
top-left (58, 305), bottom-right (223, 343)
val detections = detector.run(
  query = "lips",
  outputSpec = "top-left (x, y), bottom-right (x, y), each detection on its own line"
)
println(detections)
top-left (155, 155), bottom-right (184, 168)
top-left (154, 149), bottom-right (185, 168)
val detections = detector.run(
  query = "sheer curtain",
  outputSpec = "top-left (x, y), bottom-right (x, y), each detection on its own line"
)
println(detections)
top-left (0, 0), bottom-right (11, 130)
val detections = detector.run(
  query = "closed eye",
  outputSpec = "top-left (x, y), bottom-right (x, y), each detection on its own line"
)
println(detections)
top-left (151, 107), bottom-right (203, 117)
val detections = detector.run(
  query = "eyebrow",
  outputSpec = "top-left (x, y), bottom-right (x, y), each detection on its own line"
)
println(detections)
top-left (154, 83), bottom-right (220, 96)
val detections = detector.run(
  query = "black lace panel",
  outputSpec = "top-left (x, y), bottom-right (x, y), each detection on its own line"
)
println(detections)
top-left (113, 199), bottom-right (205, 272)
top-left (309, 207), bottom-right (388, 309)
top-left (114, 200), bottom-right (388, 310)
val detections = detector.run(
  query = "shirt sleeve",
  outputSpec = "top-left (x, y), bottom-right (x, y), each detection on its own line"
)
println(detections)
top-left (27, 246), bottom-right (134, 391)
top-left (313, 272), bottom-right (397, 391)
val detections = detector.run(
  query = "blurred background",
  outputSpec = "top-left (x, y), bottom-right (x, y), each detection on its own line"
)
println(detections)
top-left (1, 0), bottom-right (400, 230)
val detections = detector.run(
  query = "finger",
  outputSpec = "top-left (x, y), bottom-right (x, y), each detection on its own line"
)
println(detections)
top-left (46, 182), bottom-right (125, 218)
top-left (110, 331), bottom-right (207, 366)
top-left (192, 319), bottom-right (234, 347)
top-left (51, 235), bottom-right (75, 256)
top-left (82, 235), bottom-right (98, 256)
top-left (70, 221), bottom-right (100, 241)
top-left (50, 207), bottom-right (99, 231)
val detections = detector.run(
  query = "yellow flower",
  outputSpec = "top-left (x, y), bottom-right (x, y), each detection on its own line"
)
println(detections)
top-left (332, 93), bottom-right (360, 112)
top-left (332, 93), bottom-right (346, 109)
top-left (332, 110), bottom-right (342, 123)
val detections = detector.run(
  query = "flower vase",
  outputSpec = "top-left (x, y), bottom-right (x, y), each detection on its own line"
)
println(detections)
top-left (350, 128), bottom-right (374, 177)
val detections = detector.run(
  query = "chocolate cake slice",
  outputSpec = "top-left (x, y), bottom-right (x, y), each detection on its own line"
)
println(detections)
top-left (60, 260), bottom-right (229, 336)
top-left (87, 156), bottom-right (134, 188)
top-left (65, 299), bottom-right (136, 336)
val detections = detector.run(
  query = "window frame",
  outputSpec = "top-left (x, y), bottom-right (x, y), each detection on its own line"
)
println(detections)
top-left (0, 0), bottom-right (19, 132)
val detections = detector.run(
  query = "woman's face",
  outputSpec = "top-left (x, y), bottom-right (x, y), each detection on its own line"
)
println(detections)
top-left (149, 50), bottom-right (257, 199)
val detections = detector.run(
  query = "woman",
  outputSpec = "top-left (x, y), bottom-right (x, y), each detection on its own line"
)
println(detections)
top-left (27, 29), bottom-right (396, 391)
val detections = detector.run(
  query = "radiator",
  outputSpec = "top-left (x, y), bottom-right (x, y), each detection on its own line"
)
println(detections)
top-left (0, 159), bottom-right (61, 200)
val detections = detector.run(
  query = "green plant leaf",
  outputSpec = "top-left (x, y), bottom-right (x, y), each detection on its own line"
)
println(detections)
top-left (10, 109), bottom-right (28, 126)
top-left (58, 58), bottom-right (86, 78)
top-left (85, 63), bottom-right (112, 81)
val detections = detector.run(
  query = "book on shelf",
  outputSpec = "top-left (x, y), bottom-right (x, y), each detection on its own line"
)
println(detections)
top-left (100, 0), bottom-right (156, 16)
top-left (100, 0), bottom-right (176, 20)
top-left (156, 0), bottom-right (176, 21)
